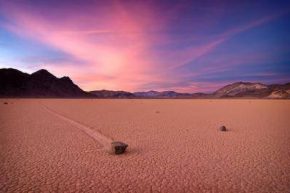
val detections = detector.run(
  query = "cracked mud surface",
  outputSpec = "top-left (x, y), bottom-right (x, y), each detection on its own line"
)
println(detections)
top-left (1, 99), bottom-right (290, 193)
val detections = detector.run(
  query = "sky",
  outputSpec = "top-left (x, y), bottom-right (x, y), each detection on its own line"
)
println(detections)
top-left (0, 0), bottom-right (290, 92)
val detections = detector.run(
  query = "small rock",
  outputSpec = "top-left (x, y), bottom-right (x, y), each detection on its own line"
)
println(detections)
top-left (3, 102), bottom-right (8, 105)
top-left (111, 141), bottom-right (128, 155)
top-left (219, 126), bottom-right (227, 132)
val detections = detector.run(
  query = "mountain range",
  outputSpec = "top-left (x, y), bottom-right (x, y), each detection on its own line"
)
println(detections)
top-left (1, 68), bottom-right (289, 99)
top-left (0, 68), bottom-right (90, 97)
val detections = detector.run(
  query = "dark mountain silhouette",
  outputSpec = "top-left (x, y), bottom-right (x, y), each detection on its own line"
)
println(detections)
top-left (0, 68), bottom-right (91, 97)
top-left (1, 68), bottom-right (289, 98)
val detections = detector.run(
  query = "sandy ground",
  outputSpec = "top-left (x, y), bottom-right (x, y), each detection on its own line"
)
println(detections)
top-left (0, 99), bottom-right (290, 193)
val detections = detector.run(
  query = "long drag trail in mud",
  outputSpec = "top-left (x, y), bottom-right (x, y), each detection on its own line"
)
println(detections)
top-left (41, 104), bottom-right (113, 150)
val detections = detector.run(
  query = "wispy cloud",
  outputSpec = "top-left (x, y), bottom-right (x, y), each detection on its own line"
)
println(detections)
top-left (174, 10), bottom-right (290, 69)
top-left (0, 1), bottom-right (166, 90)
top-left (0, 1), bottom-right (289, 92)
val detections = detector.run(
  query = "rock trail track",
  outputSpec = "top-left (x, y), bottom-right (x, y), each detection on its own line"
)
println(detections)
top-left (41, 104), bottom-right (113, 151)
top-left (1, 99), bottom-right (290, 193)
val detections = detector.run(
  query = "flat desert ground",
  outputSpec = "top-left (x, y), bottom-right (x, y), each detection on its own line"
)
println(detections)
top-left (0, 99), bottom-right (290, 193)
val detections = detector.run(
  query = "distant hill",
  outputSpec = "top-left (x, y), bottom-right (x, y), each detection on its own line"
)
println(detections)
top-left (1, 68), bottom-right (289, 98)
top-left (213, 82), bottom-right (290, 98)
top-left (92, 82), bottom-right (289, 99)
top-left (89, 90), bottom-right (211, 99)
top-left (213, 82), bottom-right (270, 98)
top-left (0, 68), bottom-right (91, 97)
top-left (267, 83), bottom-right (290, 99)
top-left (133, 90), bottom-right (202, 98)
top-left (90, 90), bottom-right (135, 98)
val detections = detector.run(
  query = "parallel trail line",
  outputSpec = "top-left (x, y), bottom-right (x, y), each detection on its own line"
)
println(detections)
top-left (41, 104), bottom-right (113, 148)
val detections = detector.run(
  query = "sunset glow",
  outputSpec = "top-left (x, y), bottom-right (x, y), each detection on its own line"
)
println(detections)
top-left (0, 0), bottom-right (289, 92)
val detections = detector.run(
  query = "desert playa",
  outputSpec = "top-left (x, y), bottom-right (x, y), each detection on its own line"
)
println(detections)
top-left (0, 99), bottom-right (289, 193)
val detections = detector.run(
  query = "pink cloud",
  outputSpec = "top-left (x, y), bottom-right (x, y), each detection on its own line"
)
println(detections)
top-left (0, 1), bottom-right (167, 91)
top-left (1, 1), bottom-right (288, 92)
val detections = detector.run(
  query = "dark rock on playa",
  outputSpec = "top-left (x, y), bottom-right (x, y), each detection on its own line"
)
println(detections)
top-left (219, 126), bottom-right (227, 132)
top-left (3, 102), bottom-right (8, 104)
top-left (111, 141), bottom-right (128, 155)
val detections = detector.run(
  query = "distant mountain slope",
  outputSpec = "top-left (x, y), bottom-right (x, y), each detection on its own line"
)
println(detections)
top-left (268, 82), bottom-right (290, 91)
top-left (90, 90), bottom-right (135, 98)
top-left (267, 90), bottom-right (290, 99)
top-left (89, 90), bottom-right (199, 98)
top-left (133, 90), bottom-right (196, 98)
top-left (267, 83), bottom-right (290, 99)
top-left (134, 90), bottom-right (161, 98)
top-left (0, 68), bottom-right (91, 97)
top-left (213, 82), bottom-right (290, 98)
top-left (1, 68), bottom-right (289, 98)
top-left (213, 82), bottom-right (270, 97)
